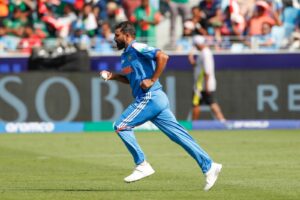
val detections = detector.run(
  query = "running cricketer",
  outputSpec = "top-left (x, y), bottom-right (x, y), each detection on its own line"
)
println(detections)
top-left (99, 21), bottom-right (222, 191)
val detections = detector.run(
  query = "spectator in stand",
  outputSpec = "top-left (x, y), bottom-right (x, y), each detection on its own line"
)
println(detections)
top-left (122, 0), bottom-right (141, 20)
top-left (18, 25), bottom-right (43, 53)
top-left (56, 3), bottom-right (77, 38)
top-left (93, 21), bottom-right (115, 53)
top-left (292, 0), bottom-right (300, 8)
top-left (92, 5), bottom-right (101, 29)
top-left (216, 3), bottom-right (246, 50)
top-left (176, 6), bottom-right (209, 52)
top-left (9, 0), bottom-right (35, 14)
top-left (32, 11), bottom-right (49, 39)
top-left (247, 0), bottom-right (282, 36)
top-left (176, 6), bottom-right (208, 38)
top-left (175, 20), bottom-right (195, 52)
top-left (266, 0), bottom-right (284, 16)
top-left (150, 0), bottom-right (160, 10)
top-left (4, 7), bottom-right (29, 37)
top-left (130, 0), bottom-right (161, 46)
top-left (288, 28), bottom-right (300, 50)
top-left (7, 0), bottom-right (34, 32)
top-left (220, 5), bottom-right (245, 38)
top-left (281, 0), bottom-right (300, 37)
top-left (105, 1), bottom-right (127, 31)
top-left (0, 21), bottom-right (21, 52)
top-left (233, 0), bottom-right (256, 20)
top-left (0, 0), bottom-right (9, 20)
top-left (199, 0), bottom-right (221, 19)
top-left (191, 6), bottom-right (208, 36)
top-left (69, 23), bottom-right (91, 50)
top-left (254, 22), bottom-right (277, 50)
top-left (199, 0), bottom-right (222, 35)
top-left (166, 0), bottom-right (190, 48)
top-left (100, 21), bottom-right (115, 43)
top-left (207, 7), bottom-right (223, 44)
top-left (80, 3), bottom-right (98, 37)
top-left (74, 0), bottom-right (85, 11)
top-left (0, 24), bottom-right (8, 52)
top-left (39, 9), bottom-right (58, 38)
top-left (38, 0), bottom-right (68, 38)
top-left (94, 0), bottom-right (122, 20)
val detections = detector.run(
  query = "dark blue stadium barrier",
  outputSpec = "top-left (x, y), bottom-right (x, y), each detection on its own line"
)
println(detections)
top-left (0, 57), bottom-right (28, 73)
top-left (215, 53), bottom-right (300, 70)
top-left (91, 53), bottom-right (300, 71)
top-left (1, 52), bottom-right (300, 73)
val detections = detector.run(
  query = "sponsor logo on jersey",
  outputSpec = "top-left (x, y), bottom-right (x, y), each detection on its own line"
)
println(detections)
top-left (122, 66), bottom-right (133, 74)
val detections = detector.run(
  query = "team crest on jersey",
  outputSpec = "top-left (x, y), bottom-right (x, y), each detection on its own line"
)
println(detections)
top-left (122, 66), bottom-right (133, 74)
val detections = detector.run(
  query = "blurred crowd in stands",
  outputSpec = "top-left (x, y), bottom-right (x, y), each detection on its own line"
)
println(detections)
top-left (0, 0), bottom-right (300, 54)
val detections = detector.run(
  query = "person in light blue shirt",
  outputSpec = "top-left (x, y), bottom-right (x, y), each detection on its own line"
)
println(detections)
top-left (281, 0), bottom-right (300, 37)
top-left (99, 21), bottom-right (222, 191)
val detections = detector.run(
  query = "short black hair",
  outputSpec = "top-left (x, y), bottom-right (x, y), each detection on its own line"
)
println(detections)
top-left (115, 21), bottom-right (136, 37)
top-left (192, 6), bottom-right (200, 11)
top-left (283, 0), bottom-right (293, 7)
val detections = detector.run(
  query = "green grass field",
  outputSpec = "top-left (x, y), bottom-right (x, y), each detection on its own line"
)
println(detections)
top-left (0, 130), bottom-right (299, 200)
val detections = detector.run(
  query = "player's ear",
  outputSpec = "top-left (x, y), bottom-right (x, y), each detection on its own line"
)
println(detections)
top-left (125, 32), bottom-right (131, 39)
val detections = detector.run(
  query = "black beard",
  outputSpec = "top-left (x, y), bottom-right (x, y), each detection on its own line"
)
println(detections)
top-left (116, 40), bottom-right (125, 50)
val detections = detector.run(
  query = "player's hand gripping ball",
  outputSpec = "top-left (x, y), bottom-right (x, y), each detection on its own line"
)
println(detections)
top-left (100, 71), bottom-right (110, 81)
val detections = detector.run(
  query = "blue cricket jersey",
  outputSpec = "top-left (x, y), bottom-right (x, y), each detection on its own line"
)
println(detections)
top-left (115, 42), bottom-right (213, 173)
top-left (120, 40), bottom-right (163, 98)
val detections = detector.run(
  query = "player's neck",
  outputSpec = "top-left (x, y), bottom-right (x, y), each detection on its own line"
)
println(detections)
top-left (125, 38), bottom-right (135, 49)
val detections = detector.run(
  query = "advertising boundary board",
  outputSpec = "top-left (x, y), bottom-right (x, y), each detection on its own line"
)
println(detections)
top-left (1, 71), bottom-right (300, 121)
top-left (0, 120), bottom-right (300, 133)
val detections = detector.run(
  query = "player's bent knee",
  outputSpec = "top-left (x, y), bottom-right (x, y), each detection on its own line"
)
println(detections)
top-left (113, 122), bottom-right (119, 132)
top-left (113, 122), bottom-right (132, 133)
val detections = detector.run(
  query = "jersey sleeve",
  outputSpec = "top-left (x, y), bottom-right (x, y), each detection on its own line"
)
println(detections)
top-left (132, 42), bottom-right (159, 60)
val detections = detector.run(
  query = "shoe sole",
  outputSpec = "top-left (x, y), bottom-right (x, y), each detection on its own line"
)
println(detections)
top-left (124, 170), bottom-right (155, 183)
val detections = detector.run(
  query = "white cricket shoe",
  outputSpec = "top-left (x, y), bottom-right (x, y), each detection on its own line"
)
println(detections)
top-left (204, 162), bottom-right (222, 191)
top-left (124, 161), bottom-right (155, 183)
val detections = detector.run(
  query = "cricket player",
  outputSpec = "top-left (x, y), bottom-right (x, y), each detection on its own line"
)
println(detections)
top-left (99, 21), bottom-right (222, 191)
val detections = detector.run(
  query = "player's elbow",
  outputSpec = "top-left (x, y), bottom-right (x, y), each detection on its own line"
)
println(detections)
top-left (158, 51), bottom-right (169, 62)
top-left (164, 54), bottom-right (169, 61)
